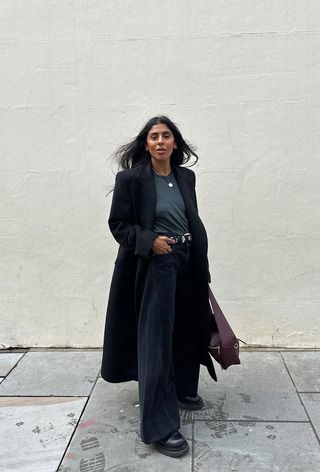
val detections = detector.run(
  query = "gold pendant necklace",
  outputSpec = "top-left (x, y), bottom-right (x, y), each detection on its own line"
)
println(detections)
top-left (152, 168), bottom-right (174, 187)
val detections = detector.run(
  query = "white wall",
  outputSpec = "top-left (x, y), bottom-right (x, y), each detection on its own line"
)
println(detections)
top-left (1, 1), bottom-right (319, 348)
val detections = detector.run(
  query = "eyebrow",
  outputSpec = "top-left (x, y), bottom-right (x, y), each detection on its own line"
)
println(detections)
top-left (149, 131), bottom-right (172, 135)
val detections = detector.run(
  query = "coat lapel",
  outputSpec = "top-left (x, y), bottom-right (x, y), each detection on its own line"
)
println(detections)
top-left (135, 161), bottom-right (156, 229)
top-left (173, 165), bottom-right (198, 223)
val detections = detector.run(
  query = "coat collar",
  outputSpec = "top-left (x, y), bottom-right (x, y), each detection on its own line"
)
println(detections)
top-left (134, 159), bottom-right (154, 181)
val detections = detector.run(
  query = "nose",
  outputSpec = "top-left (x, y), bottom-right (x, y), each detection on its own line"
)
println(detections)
top-left (157, 134), bottom-right (164, 144)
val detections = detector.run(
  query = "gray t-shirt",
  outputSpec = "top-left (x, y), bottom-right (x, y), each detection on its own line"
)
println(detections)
top-left (152, 170), bottom-right (189, 237)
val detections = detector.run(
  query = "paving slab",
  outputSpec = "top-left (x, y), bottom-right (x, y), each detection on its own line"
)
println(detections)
top-left (0, 353), bottom-right (25, 376)
top-left (0, 351), bottom-right (102, 396)
top-left (300, 393), bottom-right (320, 438)
top-left (58, 378), bottom-right (192, 472)
top-left (0, 396), bottom-right (87, 472)
top-left (193, 420), bottom-right (320, 472)
top-left (193, 351), bottom-right (307, 421)
top-left (282, 352), bottom-right (320, 392)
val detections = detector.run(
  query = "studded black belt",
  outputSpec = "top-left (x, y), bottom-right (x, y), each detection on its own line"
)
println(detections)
top-left (172, 232), bottom-right (192, 244)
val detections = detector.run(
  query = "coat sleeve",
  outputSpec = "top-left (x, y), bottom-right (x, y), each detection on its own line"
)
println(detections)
top-left (108, 171), bottom-right (158, 259)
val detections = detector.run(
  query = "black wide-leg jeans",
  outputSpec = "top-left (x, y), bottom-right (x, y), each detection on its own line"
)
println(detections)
top-left (138, 242), bottom-right (200, 444)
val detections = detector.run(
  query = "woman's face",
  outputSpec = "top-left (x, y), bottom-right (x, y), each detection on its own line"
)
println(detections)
top-left (145, 123), bottom-right (177, 163)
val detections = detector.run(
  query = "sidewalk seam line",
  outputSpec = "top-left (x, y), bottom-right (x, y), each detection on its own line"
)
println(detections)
top-left (193, 419), bottom-right (310, 423)
top-left (0, 394), bottom-right (92, 397)
top-left (55, 372), bottom-right (101, 471)
top-left (0, 351), bottom-right (28, 380)
top-left (280, 352), bottom-right (320, 446)
top-left (298, 391), bottom-right (320, 394)
top-left (191, 420), bottom-right (195, 472)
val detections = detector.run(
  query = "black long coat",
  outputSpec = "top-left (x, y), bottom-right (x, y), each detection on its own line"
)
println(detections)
top-left (100, 160), bottom-right (217, 383)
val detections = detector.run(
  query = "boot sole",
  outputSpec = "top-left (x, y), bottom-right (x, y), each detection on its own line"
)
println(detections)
top-left (154, 441), bottom-right (189, 458)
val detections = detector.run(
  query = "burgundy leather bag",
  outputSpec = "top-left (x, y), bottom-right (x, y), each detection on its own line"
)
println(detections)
top-left (208, 286), bottom-right (242, 369)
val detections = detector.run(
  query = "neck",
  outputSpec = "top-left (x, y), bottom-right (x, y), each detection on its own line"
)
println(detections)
top-left (151, 158), bottom-right (171, 176)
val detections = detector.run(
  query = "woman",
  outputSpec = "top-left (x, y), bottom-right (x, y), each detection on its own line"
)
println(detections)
top-left (101, 116), bottom-right (216, 458)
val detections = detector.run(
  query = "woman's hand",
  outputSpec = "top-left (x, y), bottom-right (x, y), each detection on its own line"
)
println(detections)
top-left (152, 236), bottom-right (176, 255)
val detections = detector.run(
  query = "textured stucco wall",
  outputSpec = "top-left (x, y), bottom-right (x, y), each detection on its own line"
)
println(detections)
top-left (1, 1), bottom-right (319, 348)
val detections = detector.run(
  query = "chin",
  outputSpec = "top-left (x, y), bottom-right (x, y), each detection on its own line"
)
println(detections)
top-left (153, 154), bottom-right (171, 161)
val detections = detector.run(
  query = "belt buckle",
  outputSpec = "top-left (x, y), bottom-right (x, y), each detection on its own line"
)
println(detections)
top-left (184, 232), bottom-right (192, 243)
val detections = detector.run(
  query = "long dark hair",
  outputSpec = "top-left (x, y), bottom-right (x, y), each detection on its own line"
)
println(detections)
top-left (113, 116), bottom-right (199, 169)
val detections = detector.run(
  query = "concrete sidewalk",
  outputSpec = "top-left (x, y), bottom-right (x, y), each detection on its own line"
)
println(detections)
top-left (0, 350), bottom-right (319, 472)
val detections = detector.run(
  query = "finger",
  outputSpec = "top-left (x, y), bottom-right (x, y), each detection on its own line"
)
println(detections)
top-left (159, 236), bottom-right (176, 243)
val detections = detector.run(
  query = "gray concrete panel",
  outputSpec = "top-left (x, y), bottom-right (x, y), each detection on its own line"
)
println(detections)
top-left (0, 351), bottom-right (102, 396)
top-left (194, 352), bottom-right (307, 421)
top-left (193, 421), bottom-right (320, 472)
top-left (0, 396), bottom-right (87, 472)
top-left (282, 352), bottom-right (320, 392)
top-left (301, 393), bottom-right (320, 438)
top-left (0, 353), bottom-right (24, 376)
top-left (58, 378), bottom-right (192, 471)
